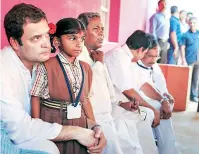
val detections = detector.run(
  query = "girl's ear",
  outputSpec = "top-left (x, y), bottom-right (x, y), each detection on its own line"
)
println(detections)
top-left (53, 37), bottom-right (60, 48)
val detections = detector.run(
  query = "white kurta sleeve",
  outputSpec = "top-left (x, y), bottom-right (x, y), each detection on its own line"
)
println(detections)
top-left (131, 63), bottom-right (150, 90)
top-left (105, 50), bottom-right (139, 92)
top-left (0, 73), bottom-right (62, 144)
top-left (89, 61), bottom-right (104, 99)
top-left (92, 62), bottom-right (117, 103)
top-left (103, 65), bottom-right (117, 103)
top-left (92, 61), bottom-right (104, 76)
top-left (152, 64), bottom-right (169, 94)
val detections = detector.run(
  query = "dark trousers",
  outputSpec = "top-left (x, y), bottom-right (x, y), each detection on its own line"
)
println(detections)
top-left (167, 47), bottom-right (180, 65)
top-left (190, 63), bottom-right (199, 101)
top-left (157, 39), bottom-right (168, 64)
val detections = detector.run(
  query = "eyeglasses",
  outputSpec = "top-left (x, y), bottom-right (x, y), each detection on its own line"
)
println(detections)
top-left (145, 54), bottom-right (161, 60)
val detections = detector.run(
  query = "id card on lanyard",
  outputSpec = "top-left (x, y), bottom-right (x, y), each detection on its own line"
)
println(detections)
top-left (56, 56), bottom-right (84, 119)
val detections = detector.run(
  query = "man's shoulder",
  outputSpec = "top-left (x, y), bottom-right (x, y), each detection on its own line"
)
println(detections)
top-left (0, 46), bottom-right (15, 72)
top-left (153, 63), bottom-right (164, 74)
top-left (151, 12), bottom-right (162, 19)
top-left (153, 63), bottom-right (161, 69)
top-left (185, 30), bottom-right (199, 35)
top-left (183, 30), bottom-right (190, 36)
top-left (99, 42), bottom-right (120, 54)
top-left (183, 30), bottom-right (196, 38)
top-left (150, 14), bottom-right (155, 21)
top-left (153, 13), bottom-right (160, 17)
top-left (105, 46), bottom-right (124, 59)
top-left (1, 46), bottom-right (13, 60)
top-left (170, 16), bottom-right (179, 23)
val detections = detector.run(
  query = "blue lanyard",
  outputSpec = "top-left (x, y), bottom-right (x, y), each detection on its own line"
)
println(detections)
top-left (56, 55), bottom-right (84, 107)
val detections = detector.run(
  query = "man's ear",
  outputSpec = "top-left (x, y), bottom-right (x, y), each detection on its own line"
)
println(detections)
top-left (137, 47), bottom-right (143, 53)
top-left (9, 37), bottom-right (20, 51)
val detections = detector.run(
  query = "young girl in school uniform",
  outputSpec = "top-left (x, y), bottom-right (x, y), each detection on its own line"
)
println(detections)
top-left (31, 18), bottom-right (96, 154)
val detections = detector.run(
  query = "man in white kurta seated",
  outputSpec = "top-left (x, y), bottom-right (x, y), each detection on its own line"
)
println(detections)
top-left (104, 31), bottom-right (160, 154)
top-left (78, 12), bottom-right (142, 154)
top-left (131, 34), bottom-right (178, 154)
top-left (0, 3), bottom-right (106, 154)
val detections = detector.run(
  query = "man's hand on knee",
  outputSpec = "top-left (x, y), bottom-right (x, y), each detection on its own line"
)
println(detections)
top-left (75, 128), bottom-right (98, 148)
top-left (163, 93), bottom-right (175, 105)
top-left (161, 101), bottom-right (172, 119)
top-left (88, 126), bottom-right (107, 154)
top-left (152, 109), bottom-right (160, 127)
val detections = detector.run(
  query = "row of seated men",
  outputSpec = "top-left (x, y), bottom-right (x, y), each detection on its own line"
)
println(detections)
top-left (0, 3), bottom-right (178, 154)
top-left (77, 12), bottom-right (178, 154)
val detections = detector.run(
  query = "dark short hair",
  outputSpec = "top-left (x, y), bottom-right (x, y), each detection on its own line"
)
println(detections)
top-left (158, 0), bottom-right (165, 5)
top-left (187, 12), bottom-right (193, 16)
top-left (4, 3), bottom-right (47, 46)
top-left (180, 10), bottom-right (186, 14)
top-left (126, 30), bottom-right (150, 51)
top-left (171, 6), bottom-right (178, 14)
top-left (146, 34), bottom-right (158, 49)
top-left (55, 18), bottom-right (85, 37)
top-left (77, 12), bottom-right (100, 28)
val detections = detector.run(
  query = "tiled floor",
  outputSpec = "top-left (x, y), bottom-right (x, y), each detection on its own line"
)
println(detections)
top-left (172, 102), bottom-right (199, 154)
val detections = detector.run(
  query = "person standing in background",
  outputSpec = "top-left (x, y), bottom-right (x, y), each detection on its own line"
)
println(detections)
top-left (179, 10), bottom-right (189, 33)
top-left (186, 12), bottom-right (193, 25)
top-left (167, 6), bottom-right (183, 64)
top-left (149, 0), bottom-right (170, 64)
top-left (181, 17), bottom-right (199, 103)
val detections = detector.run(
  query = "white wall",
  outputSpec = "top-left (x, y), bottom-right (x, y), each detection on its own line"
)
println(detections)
top-left (145, 0), bottom-right (199, 32)
top-left (118, 0), bottom-right (149, 44)
top-left (113, 0), bottom-right (198, 44)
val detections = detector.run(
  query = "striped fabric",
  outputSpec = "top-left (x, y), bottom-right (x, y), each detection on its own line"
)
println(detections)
top-left (42, 99), bottom-right (82, 110)
top-left (30, 53), bottom-right (82, 100)
top-left (42, 99), bottom-right (68, 110)
top-left (0, 121), bottom-right (48, 154)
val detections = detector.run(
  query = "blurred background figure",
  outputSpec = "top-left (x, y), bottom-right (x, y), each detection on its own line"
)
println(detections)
top-left (181, 17), bottom-right (199, 103)
top-left (179, 10), bottom-right (189, 33)
top-left (168, 6), bottom-right (182, 64)
top-left (150, 0), bottom-right (170, 64)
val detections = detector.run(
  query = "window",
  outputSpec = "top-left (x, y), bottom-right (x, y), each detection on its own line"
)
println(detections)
top-left (99, 0), bottom-right (110, 40)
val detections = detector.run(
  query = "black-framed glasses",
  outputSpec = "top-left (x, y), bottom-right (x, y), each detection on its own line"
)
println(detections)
top-left (145, 54), bottom-right (161, 60)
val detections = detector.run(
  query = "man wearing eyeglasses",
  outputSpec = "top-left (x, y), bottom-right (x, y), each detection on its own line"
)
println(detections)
top-left (131, 34), bottom-right (178, 154)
